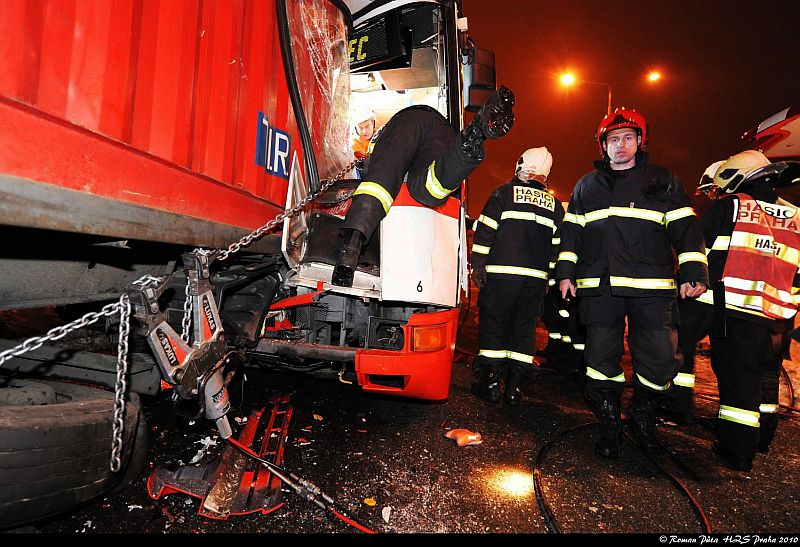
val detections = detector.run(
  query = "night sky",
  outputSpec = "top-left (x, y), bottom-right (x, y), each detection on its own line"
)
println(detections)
top-left (461, 0), bottom-right (800, 217)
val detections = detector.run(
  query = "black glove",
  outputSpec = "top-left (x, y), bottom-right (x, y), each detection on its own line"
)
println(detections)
top-left (471, 264), bottom-right (487, 288)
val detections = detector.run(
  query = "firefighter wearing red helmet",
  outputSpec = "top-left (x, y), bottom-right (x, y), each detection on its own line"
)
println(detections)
top-left (555, 107), bottom-right (709, 459)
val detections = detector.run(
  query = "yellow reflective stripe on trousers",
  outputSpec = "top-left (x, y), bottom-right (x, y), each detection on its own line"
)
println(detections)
top-left (673, 372), bottom-right (695, 388)
top-left (759, 403), bottom-right (778, 414)
top-left (709, 235), bottom-right (731, 253)
top-left (664, 206), bottom-right (696, 226)
top-left (610, 276), bottom-right (676, 290)
top-left (486, 265), bottom-right (547, 279)
top-left (586, 367), bottom-right (625, 383)
top-left (678, 252), bottom-right (708, 265)
top-left (561, 335), bottom-right (572, 343)
top-left (479, 349), bottom-right (507, 360)
top-left (507, 351), bottom-right (534, 364)
top-left (354, 181), bottom-right (394, 214)
top-left (564, 212), bottom-right (585, 226)
top-left (500, 210), bottom-right (556, 231)
top-left (558, 251), bottom-right (578, 263)
top-left (696, 291), bottom-right (714, 306)
top-left (573, 343), bottom-right (585, 350)
top-left (636, 373), bottom-right (670, 391)
top-left (472, 243), bottom-right (490, 255)
top-left (719, 405), bottom-right (760, 428)
top-left (548, 278), bottom-right (556, 286)
top-left (577, 277), bottom-right (601, 288)
top-left (609, 206), bottom-right (665, 224)
top-left (548, 332), bottom-right (562, 339)
top-left (424, 161), bottom-right (452, 200)
top-left (729, 231), bottom-right (800, 267)
top-left (478, 214), bottom-right (498, 230)
top-left (552, 237), bottom-right (561, 245)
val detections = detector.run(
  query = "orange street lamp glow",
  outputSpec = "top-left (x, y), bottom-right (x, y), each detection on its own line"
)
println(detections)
top-left (560, 72), bottom-right (576, 87)
top-left (648, 71), bottom-right (661, 82)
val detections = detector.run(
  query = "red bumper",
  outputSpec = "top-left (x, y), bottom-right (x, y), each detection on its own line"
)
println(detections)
top-left (354, 308), bottom-right (458, 401)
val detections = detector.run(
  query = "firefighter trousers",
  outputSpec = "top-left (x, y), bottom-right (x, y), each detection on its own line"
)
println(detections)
top-left (664, 298), bottom-right (713, 418)
top-left (710, 315), bottom-right (785, 460)
top-left (581, 288), bottom-right (679, 405)
top-left (342, 106), bottom-right (481, 241)
top-left (477, 278), bottom-right (546, 373)
top-left (542, 285), bottom-right (585, 373)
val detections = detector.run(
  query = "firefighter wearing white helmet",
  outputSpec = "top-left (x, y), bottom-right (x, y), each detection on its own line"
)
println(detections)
top-left (350, 106), bottom-right (377, 156)
top-left (661, 160), bottom-right (726, 426)
top-left (677, 150), bottom-right (800, 471)
top-left (333, 86), bottom-right (516, 287)
top-left (470, 147), bottom-right (565, 406)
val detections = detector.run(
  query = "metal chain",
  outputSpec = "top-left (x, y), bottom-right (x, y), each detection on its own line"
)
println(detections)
top-left (110, 293), bottom-right (131, 472)
top-left (0, 301), bottom-right (124, 368)
top-left (216, 158), bottom-right (360, 262)
top-left (181, 280), bottom-right (192, 344)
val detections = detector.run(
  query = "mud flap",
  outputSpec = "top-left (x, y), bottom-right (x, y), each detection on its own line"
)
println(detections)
top-left (147, 394), bottom-right (293, 520)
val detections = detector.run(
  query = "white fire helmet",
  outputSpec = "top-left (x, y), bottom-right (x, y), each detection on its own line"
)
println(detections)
top-left (695, 159), bottom-right (725, 198)
top-left (515, 147), bottom-right (553, 181)
top-left (710, 150), bottom-right (771, 197)
top-left (350, 105), bottom-right (376, 131)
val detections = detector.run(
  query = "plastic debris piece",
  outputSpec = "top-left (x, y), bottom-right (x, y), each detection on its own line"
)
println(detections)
top-left (313, 413), bottom-right (324, 421)
top-left (445, 428), bottom-right (483, 446)
top-left (363, 497), bottom-right (377, 506)
top-left (188, 436), bottom-right (218, 464)
top-left (127, 505), bottom-right (143, 511)
top-left (382, 506), bottom-right (392, 523)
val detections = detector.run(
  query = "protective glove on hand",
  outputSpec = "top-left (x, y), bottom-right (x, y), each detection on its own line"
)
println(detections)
top-left (471, 265), bottom-right (487, 288)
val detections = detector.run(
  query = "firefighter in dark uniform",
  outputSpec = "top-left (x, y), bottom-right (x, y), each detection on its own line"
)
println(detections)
top-left (661, 161), bottom-right (725, 425)
top-left (682, 150), bottom-right (800, 471)
top-left (331, 86), bottom-right (516, 287)
top-left (555, 108), bottom-right (709, 458)
top-left (470, 147), bottom-right (565, 405)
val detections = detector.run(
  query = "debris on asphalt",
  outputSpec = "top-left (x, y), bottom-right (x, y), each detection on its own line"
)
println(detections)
top-left (127, 504), bottom-right (143, 511)
top-left (313, 413), bottom-right (324, 421)
top-left (189, 436), bottom-right (218, 464)
top-left (363, 497), bottom-right (377, 506)
top-left (445, 428), bottom-right (483, 446)
top-left (382, 506), bottom-right (393, 523)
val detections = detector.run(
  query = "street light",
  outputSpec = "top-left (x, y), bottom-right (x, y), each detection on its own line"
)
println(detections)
top-left (559, 71), bottom-right (663, 115)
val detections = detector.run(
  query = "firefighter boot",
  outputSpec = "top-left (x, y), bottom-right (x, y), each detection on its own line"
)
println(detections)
top-left (504, 363), bottom-right (533, 406)
top-left (471, 359), bottom-right (503, 403)
top-left (757, 413), bottom-right (778, 454)
top-left (595, 397), bottom-right (623, 458)
top-left (631, 391), bottom-right (661, 455)
top-left (460, 86), bottom-right (515, 160)
top-left (332, 228), bottom-right (366, 287)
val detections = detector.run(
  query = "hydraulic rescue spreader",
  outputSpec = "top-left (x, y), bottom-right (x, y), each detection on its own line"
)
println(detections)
top-left (128, 250), bottom-right (241, 439)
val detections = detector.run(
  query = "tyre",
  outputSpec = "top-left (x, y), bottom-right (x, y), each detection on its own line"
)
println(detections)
top-left (0, 379), bottom-right (148, 530)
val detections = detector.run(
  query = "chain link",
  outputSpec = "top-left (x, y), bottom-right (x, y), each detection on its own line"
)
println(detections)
top-left (216, 158), bottom-right (360, 262)
top-left (0, 301), bottom-right (123, 368)
top-left (181, 280), bottom-right (192, 344)
top-left (110, 293), bottom-right (131, 472)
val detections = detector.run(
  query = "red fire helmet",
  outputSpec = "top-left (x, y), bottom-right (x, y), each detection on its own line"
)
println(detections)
top-left (595, 107), bottom-right (648, 156)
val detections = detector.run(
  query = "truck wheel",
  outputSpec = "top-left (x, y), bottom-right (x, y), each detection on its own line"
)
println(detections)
top-left (0, 379), bottom-right (148, 530)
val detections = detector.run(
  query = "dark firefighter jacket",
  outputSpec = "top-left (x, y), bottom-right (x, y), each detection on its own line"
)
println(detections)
top-left (695, 183), bottom-right (800, 326)
top-left (554, 152), bottom-right (709, 297)
top-left (471, 178), bottom-right (565, 283)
